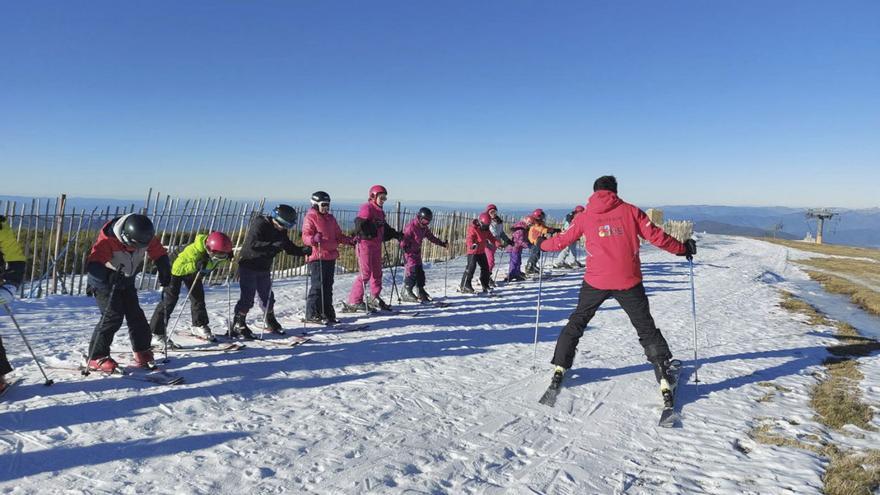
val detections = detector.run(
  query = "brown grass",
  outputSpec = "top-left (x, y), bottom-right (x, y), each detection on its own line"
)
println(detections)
top-left (811, 358), bottom-right (875, 431)
top-left (824, 449), bottom-right (880, 495)
top-left (802, 270), bottom-right (880, 317)
top-left (761, 238), bottom-right (880, 262)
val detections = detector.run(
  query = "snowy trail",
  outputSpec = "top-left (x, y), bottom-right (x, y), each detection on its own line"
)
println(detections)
top-left (2, 234), bottom-right (879, 493)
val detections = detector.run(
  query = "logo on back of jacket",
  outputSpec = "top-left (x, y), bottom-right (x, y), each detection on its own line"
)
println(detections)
top-left (598, 224), bottom-right (624, 238)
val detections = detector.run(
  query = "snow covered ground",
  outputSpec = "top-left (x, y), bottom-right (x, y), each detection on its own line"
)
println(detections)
top-left (2, 234), bottom-right (879, 494)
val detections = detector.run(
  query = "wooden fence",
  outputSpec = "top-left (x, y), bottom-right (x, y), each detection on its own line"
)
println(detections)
top-left (0, 192), bottom-right (506, 299)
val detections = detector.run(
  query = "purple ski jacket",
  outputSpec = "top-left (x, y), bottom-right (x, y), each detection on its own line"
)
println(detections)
top-left (400, 217), bottom-right (444, 268)
top-left (506, 221), bottom-right (530, 253)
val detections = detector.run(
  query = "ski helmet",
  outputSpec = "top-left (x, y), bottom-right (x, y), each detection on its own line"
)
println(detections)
top-left (272, 204), bottom-right (298, 229)
top-left (531, 208), bottom-right (545, 221)
top-left (486, 204), bottom-right (498, 213)
top-left (478, 212), bottom-right (492, 228)
top-left (522, 215), bottom-right (534, 226)
top-left (417, 207), bottom-right (433, 224)
top-left (310, 191), bottom-right (331, 209)
top-left (117, 214), bottom-right (155, 248)
top-left (574, 205), bottom-right (585, 214)
top-left (205, 231), bottom-right (233, 259)
top-left (369, 185), bottom-right (388, 200)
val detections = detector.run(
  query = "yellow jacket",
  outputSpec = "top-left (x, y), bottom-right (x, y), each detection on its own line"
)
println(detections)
top-left (0, 216), bottom-right (26, 286)
top-left (528, 222), bottom-right (550, 245)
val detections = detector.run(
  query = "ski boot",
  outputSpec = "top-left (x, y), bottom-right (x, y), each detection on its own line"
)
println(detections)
top-left (191, 325), bottom-right (216, 342)
top-left (302, 314), bottom-right (325, 324)
top-left (152, 333), bottom-right (180, 349)
top-left (367, 296), bottom-right (392, 311)
top-left (133, 350), bottom-right (156, 369)
top-left (324, 307), bottom-right (339, 325)
top-left (652, 359), bottom-right (679, 402)
top-left (232, 312), bottom-right (256, 340)
top-left (341, 301), bottom-right (371, 313)
top-left (417, 288), bottom-right (432, 303)
top-left (87, 356), bottom-right (119, 373)
top-left (459, 285), bottom-right (475, 294)
top-left (401, 287), bottom-right (420, 303)
top-left (263, 310), bottom-right (285, 335)
top-left (538, 366), bottom-right (566, 406)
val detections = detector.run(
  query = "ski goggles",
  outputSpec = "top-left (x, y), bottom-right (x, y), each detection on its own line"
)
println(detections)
top-left (209, 251), bottom-right (230, 261)
top-left (317, 201), bottom-right (330, 209)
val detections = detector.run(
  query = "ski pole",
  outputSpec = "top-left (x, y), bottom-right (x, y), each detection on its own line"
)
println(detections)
top-left (1, 302), bottom-right (54, 386)
top-left (226, 270), bottom-right (233, 338)
top-left (84, 274), bottom-right (121, 376)
top-left (531, 252), bottom-right (546, 371)
top-left (444, 244), bottom-right (449, 299)
top-left (161, 288), bottom-right (170, 363)
top-left (689, 257), bottom-right (700, 384)
top-left (493, 249), bottom-right (506, 284)
top-left (303, 257), bottom-right (310, 331)
top-left (166, 270), bottom-right (205, 343)
top-left (318, 243), bottom-right (327, 320)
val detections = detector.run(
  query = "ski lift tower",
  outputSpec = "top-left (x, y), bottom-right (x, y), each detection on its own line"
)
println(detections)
top-left (805, 208), bottom-right (836, 245)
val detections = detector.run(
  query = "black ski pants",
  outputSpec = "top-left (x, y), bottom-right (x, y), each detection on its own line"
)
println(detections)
top-left (88, 285), bottom-right (152, 359)
top-left (0, 335), bottom-right (11, 376)
top-left (526, 245), bottom-right (541, 270)
top-left (234, 266), bottom-right (274, 315)
top-left (149, 273), bottom-right (207, 336)
top-left (306, 260), bottom-right (336, 320)
top-left (551, 281), bottom-right (672, 369)
top-left (460, 254), bottom-right (491, 291)
top-left (404, 264), bottom-right (426, 290)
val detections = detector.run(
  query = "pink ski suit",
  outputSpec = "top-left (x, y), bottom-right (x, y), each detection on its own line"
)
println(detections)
top-left (348, 200), bottom-right (399, 304)
top-left (302, 208), bottom-right (354, 262)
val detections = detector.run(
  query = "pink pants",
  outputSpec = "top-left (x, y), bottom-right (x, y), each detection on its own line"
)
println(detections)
top-left (485, 245), bottom-right (497, 271)
top-left (348, 242), bottom-right (383, 304)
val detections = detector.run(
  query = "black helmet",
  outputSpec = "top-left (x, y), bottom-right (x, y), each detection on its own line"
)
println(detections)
top-left (417, 207), bottom-right (433, 223)
top-left (118, 214), bottom-right (155, 248)
top-left (310, 191), bottom-right (331, 209)
top-left (272, 204), bottom-right (297, 229)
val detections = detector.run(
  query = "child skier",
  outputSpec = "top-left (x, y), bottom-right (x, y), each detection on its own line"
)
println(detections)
top-left (504, 217), bottom-right (532, 282)
top-left (484, 204), bottom-right (512, 285)
top-left (554, 205), bottom-right (585, 269)
top-left (232, 205), bottom-right (312, 338)
top-left (0, 215), bottom-right (26, 393)
top-left (301, 191), bottom-right (355, 324)
top-left (84, 213), bottom-right (172, 372)
top-left (149, 231), bottom-right (233, 345)
top-left (343, 185), bottom-right (403, 312)
top-left (459, 213), bottom-right (498, 294)
top-left (524, 209), bottom-right (559, 274)
top-left (538, 176), bottom-right (696, 399)
top-left (399, 207), bottom-right (448, 303)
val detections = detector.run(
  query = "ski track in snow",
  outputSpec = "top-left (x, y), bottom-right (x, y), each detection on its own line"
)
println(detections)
top-left (2, 234), bottom-right (880, 493)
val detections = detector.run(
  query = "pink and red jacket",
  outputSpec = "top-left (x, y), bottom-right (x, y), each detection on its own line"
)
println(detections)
top-left (302, 208), bottom-right (354, 262)
top-left (466, 220), bottom-right (498, 255)
top-left (541, 190), bottom-right (686, 290)
top-left (400, 217), bottom-right (444, 268)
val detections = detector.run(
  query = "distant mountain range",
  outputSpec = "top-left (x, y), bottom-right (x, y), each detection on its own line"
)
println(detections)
top-left (2, 195), bottom-right (877, 248)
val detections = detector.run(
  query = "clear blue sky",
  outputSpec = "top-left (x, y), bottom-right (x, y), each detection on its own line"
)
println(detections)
top-left (1, 1), bottom-right (878, 208)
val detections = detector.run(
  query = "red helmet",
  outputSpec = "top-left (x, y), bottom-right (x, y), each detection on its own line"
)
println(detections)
top-left (522, 216), bottom-right (534, 225)
top-left (574, 205), bottom-right (585, 214)
top-left (486, 203), bottom-right (498, 213)
top-left (205, 231), bottom-right (233, 258)
top-left (531, 208), bottom-right (545, 221)
top-left (369, 185), bottom-right (388, 200)
top-left (478, 212), bottom-right (492, 226)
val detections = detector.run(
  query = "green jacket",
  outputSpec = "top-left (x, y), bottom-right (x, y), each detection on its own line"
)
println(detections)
top-left (172, 234), bottom-right (226, 277)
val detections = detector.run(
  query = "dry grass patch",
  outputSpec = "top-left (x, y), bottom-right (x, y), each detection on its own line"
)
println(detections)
top-left (778, 291), bottom-right (832, 326)
top-left (760, 238), bottom-right (880, 262)
top-left (811, 358), bottom-right (875, 431)
top-left (804, 270), bottom-right (880, 317)
top-left (824, 449), bottom-right (880, 495)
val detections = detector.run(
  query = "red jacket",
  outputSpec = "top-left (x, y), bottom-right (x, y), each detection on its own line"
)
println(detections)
top-left (302, 208), bottom-right (354, 262)
top-left (541, 191), bottom-right (686, 290)
top-left (87, 218), bottom-right (169, 289)
top-left (466, 220), bottom-right (498, 255)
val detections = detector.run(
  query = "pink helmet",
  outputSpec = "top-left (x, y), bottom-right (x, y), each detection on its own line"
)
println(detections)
top-left (478, 212), bottom-right (492, 226)
top-left (574, 205), bottom-right (585, 214)
top-left (531, 208), bottom-right (545, 221)
top-left (369, 185), bottom-right (388, 200)
top-left (205, 231), bottom-right (233, 258)
top-left (486, 203), bottom-right (498, 213)
top-left (522, 215), bottom-right (533, 225)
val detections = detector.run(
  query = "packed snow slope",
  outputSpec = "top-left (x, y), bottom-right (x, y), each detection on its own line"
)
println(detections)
top-left (2, 234), bottom-right (879, 494)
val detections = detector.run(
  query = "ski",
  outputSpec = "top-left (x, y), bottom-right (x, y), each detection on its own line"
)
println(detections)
top-left (538, 370), bottom-right (565, 407)
top-left (166, 343), bottom-right (246, 353)
top-left (0, 378), bottom-right (22, 401)
top-left (254, 336), bottom-right (311, 348)
top-left (48, 365), bottom-right (184, 385)
top-left (658, 359), bottom-right (683, 427)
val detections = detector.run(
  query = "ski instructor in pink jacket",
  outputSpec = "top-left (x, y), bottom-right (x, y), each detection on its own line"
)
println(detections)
top-left (537, 175), bottom-right (697, 395)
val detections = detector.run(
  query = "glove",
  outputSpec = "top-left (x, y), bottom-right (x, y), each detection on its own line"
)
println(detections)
top-left (441, 240), bottom-right (449, 248)
top-left (679, 239), bottom-right (697, 261)
top-left (109, 269), bottom-right (129, 286)
top-left (196, 259), bottom-right (213, 276)
top-left (0, 284), bottom-right (16, 305)
top-left (301, 245), bottom-right (313, 256)
top-left (312, 232), bottom-right (323, 245)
